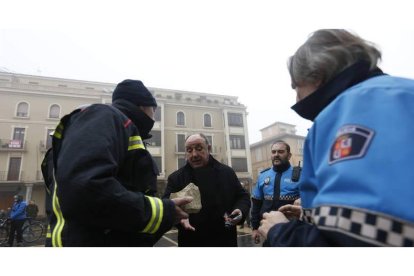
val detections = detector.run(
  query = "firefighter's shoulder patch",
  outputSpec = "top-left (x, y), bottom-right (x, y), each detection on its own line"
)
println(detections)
top-left (329, 124), bottom-right (375, 165)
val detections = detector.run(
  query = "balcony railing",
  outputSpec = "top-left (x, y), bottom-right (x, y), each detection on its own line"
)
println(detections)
top-left (0, 171), bottom-right (25, 182)
top-left (0, 171), bottom-right (46, 183)
top-left (0, 139), bottom-right (26, 151)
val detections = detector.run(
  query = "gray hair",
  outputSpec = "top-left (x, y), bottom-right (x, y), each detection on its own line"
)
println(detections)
top-left (185, 133), bottom-right (210, 146)
top-left (288, 29), bottom-right (382, 89)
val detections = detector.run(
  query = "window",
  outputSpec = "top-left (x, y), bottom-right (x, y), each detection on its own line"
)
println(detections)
top-left (177, 134), bottom-right (186, 152)
top-left (177, 111), bottom-right (185, 126)
top-left (177, 157), bottom-right (186, 169)
top-left (230, 135), bottom-right (245, 149)
top-left (16, 102), bottom-right (29, 117)
top-left (232, 158), bottom-right (248, 172)
top-left (147, 131), bottom-right (161, 147)
top-left (152, 156), bottom-right (162, 172)
top-left (203, 114), bottom-right (212, 127)
top-left (154, 107), bottom-right (161, 122)
top-left (7, 157), bottom-right (22, 181)
top-left (13, 128), bottom-right (25, 141)
top-left (228, 113), bottom-right (243, 127)
top-left (49, 104), bottom-right (60, 119)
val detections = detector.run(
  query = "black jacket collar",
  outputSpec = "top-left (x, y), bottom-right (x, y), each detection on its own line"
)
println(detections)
top-left (291, 61), bottom-right (385, 121)
top-left (112, 99), bottom-right (154, 139)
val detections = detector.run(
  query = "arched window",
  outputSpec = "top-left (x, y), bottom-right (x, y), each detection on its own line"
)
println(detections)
top-left (203, 113), bottom-right (212, 127)
top-left (49, 104), bottom-right (60, 119)
top-left (16, 102), bottom-right (29, 117)
top-left (177, 111), bottom-right (185, 126)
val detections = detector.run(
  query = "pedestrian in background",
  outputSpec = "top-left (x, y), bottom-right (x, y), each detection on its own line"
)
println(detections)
top-left (7, 195), bottom-right (27, 247)
top-left (26, 200), bottom-right (39, 219)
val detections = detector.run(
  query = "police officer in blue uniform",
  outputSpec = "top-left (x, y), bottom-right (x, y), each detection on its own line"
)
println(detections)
top-left (259, 29), bottom-right (414, 246)
top-left (251, 140), bottom-right (300, 244)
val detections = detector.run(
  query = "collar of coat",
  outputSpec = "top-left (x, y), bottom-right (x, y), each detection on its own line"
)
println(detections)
top-left (291, 61), bottom-right (385, 121)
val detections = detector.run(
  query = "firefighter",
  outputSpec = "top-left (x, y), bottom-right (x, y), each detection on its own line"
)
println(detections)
top-left (46, 79), bottom-right (191, 246)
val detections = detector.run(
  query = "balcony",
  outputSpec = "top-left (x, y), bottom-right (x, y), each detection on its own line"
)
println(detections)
top-left (0, 171), bottom-right (25, 182)
top-left (0, 139), bottom-right (26, 152)
top-left (0, 171), bottom-right (45, 183)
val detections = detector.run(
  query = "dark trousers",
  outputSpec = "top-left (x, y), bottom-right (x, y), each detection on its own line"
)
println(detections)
top-left (8, 219), bottom-right (25, 246)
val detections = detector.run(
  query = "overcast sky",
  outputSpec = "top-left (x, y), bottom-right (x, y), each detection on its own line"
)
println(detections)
top-left (1, 1), bottom-right (413, 144)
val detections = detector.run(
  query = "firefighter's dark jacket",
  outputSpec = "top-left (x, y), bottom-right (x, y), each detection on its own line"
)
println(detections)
top-left (163, 156), bottom-right (251, 246)
top-left (48, 103), bottom-right (175, 246)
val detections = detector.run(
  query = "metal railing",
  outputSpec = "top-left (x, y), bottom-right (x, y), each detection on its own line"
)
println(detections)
top-left (0, 139), bottom-right (26, 151)
top-left (0, 171), bottom-right (25, 182)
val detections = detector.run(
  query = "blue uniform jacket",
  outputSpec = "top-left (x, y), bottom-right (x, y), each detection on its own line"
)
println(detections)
top-left (10, 201), bottom-right (27, 221)
top-left (251, 165), bottom-right (299, 229)
top-left (268, 63), bottom-right (414, 246)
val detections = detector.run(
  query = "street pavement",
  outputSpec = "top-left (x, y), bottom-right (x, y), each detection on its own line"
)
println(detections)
top-left (154, 225), bottom-right (262, 247)
top-left (26, 224), bottom-right (261, 247)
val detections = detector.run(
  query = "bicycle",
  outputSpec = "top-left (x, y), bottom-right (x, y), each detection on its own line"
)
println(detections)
top-left (0, 218), bottom-right (44, 246)
top-left (0, 218), bottom-right (9, 246)
top-left (22, 218), bottom-right (44, 243)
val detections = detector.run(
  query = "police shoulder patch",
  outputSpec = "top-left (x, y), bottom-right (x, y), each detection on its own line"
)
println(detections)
top-left (329, 124), bottom-right (375, 165)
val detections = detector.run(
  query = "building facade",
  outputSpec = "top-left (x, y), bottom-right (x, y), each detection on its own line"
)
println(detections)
top-left (0, 72), bottom-right (252, 216)
top-left (250, 122), bottom-right (305, 185)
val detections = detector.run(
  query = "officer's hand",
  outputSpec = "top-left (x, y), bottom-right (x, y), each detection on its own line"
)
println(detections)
top-left (278, 204), bottom-right (302, 220)
top-left (171, 197), bottom-right (192, 224)
top-left (258, 211), bottom-right (289, 239)
top-left (180, 218), bottom-right (195, 231)
top-left (251, 229), bottom-right (261, 244)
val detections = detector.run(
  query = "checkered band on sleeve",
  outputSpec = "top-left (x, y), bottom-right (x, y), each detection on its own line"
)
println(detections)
top-left (279, 195), bottom-right (300, 201)
top-left (302, 209), bottom-right (314, 224)
top-left (264, 195), bottom-right (300, 201)
top-left (307, 205), bottom-right (414, 246)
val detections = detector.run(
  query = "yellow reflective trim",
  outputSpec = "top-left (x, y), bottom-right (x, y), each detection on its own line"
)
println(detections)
top-left (46, 224), bottom-right (52, 238)
top-left (129, 136), bottom-right (141, 142)
top-left (128, 136), bottom-right (145, 151)
top-left (53, 123), bottom-right (64, 139)
top-left (51, 172), bottom-right (65, 247)
top-left (142, 197), bottom-right (156, 233)
top-left (153, 198), bottom-right (163, 234)
top-left (141, 196), bottom-right (163, 234)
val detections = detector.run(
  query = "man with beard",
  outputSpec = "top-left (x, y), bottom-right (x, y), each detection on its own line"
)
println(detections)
top-left (250, 140), bottom-right (300, 245)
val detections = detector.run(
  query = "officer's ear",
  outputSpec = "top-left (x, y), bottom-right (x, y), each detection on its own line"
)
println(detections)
top-left (207, 144), bottom-right (212, 153)
top-left (288, 152), bottom-right (292, 160)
